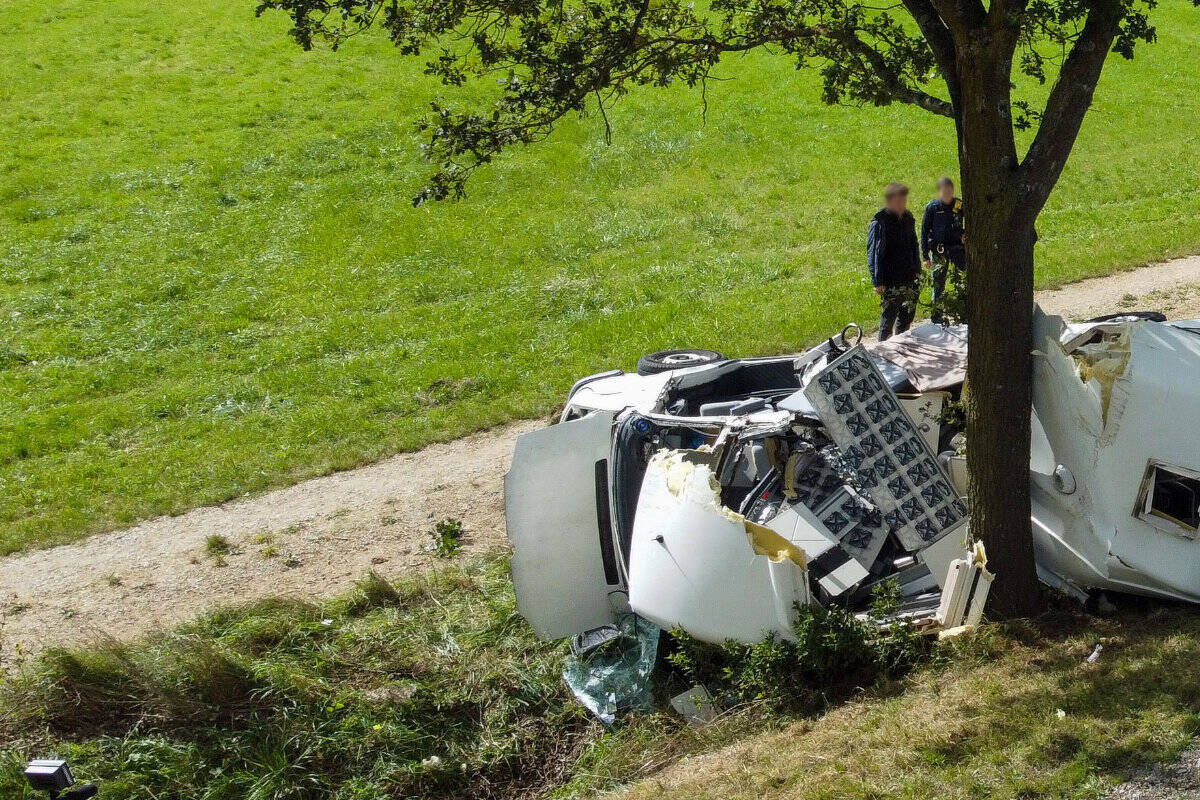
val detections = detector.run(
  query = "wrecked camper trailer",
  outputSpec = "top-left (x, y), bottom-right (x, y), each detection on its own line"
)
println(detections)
top-left (505, 309), bottom-right (1200, 647)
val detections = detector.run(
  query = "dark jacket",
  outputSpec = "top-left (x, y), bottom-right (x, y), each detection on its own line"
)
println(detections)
top-left (867, 208), bottom-right (921, 287)
top-left (920, 197), bottom-right (966, 261)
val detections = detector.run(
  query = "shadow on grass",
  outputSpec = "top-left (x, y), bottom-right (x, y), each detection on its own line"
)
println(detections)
top-left (618, 601), bottom-right (1200, 800)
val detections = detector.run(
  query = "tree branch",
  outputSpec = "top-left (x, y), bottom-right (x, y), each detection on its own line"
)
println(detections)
top-left (829, 26), bottom-right (955, 115)
top-left (898, 0), bottom-right (960, 104)
top-left (658, 27), bottom-right (954, 117)
top-left (1018, 0), bottom-right (1124, 217)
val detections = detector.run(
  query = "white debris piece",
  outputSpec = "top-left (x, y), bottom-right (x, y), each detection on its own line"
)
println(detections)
top-left (936, 542), bottom-right (994, 629)
top-left (670, 685), bottom-right (720, 727)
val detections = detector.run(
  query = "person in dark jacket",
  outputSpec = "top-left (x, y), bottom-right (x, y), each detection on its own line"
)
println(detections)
top-left (868, 181), bottom-right (923, 340)
top-left (921, 176), bottom-right (966, 323)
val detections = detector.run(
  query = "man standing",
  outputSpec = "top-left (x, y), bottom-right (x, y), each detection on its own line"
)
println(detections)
top-left (921, 176), bottom-right (966, 323)
top-left (867, 182), bottom-right (922, 341)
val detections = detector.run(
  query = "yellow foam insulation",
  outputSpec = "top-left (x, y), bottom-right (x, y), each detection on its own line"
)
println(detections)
top-left (1072, 330), bottom-right (1131, 423)
top-left (782, 451), bottom-right (801, 500)
top-left (938, 624), bottom-right (975, 639)
top-left (663, 453), bottom-right (697, 497)
top-left (745, 520), bottom-right (808, 568)
top-left (971, 540), bottom-right (988, 567)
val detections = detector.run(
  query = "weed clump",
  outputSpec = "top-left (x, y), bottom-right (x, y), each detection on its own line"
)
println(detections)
top-left (203, 534), bottom-right (236, 568)
top-left (429, 517), bottom-right (465, 557)
top-left (346, 570), bottom-right (403, 616)
top-left (205, 534), bottom-right (232, 556)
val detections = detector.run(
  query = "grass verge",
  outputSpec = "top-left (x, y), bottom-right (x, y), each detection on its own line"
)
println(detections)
top-left (621, 605), bottom-right (1200, 800)
top-left (4, 0), bottom-right (1200, 551)
top-left (3, 556), bottom-right (1200, 799)
top-left (0, 560), bottom-right (593, 799)
top-left (1, 558), bottom-right (768, 800)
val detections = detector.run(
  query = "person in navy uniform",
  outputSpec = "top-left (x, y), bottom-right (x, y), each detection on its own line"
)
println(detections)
top-left (921, 176), bottom-right (966, 323)
top-left (867, 182), bottom-right (923, 341)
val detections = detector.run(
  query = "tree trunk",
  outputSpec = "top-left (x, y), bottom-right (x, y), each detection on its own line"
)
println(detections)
top-left (955, 35), bottom-right (1044, 618)
top-left (963, 215), bottom-right (1042, 617)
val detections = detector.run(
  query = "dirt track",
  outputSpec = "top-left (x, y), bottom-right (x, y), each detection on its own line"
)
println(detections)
top-left (2, 257), bottom-right (1199, 662)
top-left (0, 420), bottom-right (541, 661)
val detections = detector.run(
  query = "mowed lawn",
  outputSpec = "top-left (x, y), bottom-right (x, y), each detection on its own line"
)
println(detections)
top-left (2, 0), bottom-right (1200, 553)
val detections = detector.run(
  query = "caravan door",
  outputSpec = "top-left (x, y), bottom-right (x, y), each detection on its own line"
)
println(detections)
top-left (505, 412), bottom-right (624, 639)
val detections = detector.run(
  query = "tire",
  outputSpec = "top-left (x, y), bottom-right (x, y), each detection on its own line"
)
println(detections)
top-left (636, 348), bottom-right (725, 375)
top-left (1086, 310), bottom-right (1166, 323)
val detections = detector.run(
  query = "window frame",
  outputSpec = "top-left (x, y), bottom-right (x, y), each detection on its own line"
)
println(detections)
top-left (1134, 460), bottom-right (1200, 538)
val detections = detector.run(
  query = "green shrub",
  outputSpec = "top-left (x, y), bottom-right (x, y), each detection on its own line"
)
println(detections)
top-left (665, 581), bottom-right (925, 713)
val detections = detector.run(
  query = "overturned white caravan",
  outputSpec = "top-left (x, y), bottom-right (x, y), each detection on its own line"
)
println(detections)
top-left (505, 308), bottom-right (1200, 645)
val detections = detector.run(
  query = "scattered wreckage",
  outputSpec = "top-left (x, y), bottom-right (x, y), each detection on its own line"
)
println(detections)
top-left (505, 307), bottom-right (1200, 689)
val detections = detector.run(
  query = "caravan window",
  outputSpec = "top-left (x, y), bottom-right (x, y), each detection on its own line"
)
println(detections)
top-left (1137, 463), bottom-right (1200, 535)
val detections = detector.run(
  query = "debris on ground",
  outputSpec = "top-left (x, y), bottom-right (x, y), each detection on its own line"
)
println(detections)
top-left (562, 614), bottom-right (659, 725)
top-left (669, 685), bottom-right (720, 727)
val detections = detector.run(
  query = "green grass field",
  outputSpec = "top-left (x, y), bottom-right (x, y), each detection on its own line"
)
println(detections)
top-left (3, 0), bottom-right (1200, 553)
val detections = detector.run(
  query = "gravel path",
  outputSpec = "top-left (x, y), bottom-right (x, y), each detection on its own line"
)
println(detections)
top-left (2, 256), bottom-right (1199, 665)
top-left (1033, 256), bottom-right (1199, 318)
top-left (0, 420), bottom-right (542, 662)
top-left (1106, 742), bottom-right (1200, 800)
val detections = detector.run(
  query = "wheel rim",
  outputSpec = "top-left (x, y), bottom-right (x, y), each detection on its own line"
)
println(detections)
top-left (660, 352), bottom-right (708, 365)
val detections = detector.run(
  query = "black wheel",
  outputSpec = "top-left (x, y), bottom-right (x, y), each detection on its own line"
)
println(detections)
top-left (636, 348), bottom-right (725, 375)
top-left (1086, 310), bottom-right (1166, 323)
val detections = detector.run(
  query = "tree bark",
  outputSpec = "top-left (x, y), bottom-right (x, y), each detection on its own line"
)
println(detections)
top-left (963, 216), bottom-right (1041, 617)
top-left (955, 33), bottom-right (1044, 618)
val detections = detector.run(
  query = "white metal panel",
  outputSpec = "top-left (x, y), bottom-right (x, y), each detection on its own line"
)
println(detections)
top-left (1031, 310), bottom-right (1200, 602)
top-left (567, 372), bottom-right (672, 414)
top-left (505, 412), bottom-right (620, 640)
top-left (1088, 322), bottom-right (1200, 597)
top-left (627, 452), bottom-right (810, 644)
